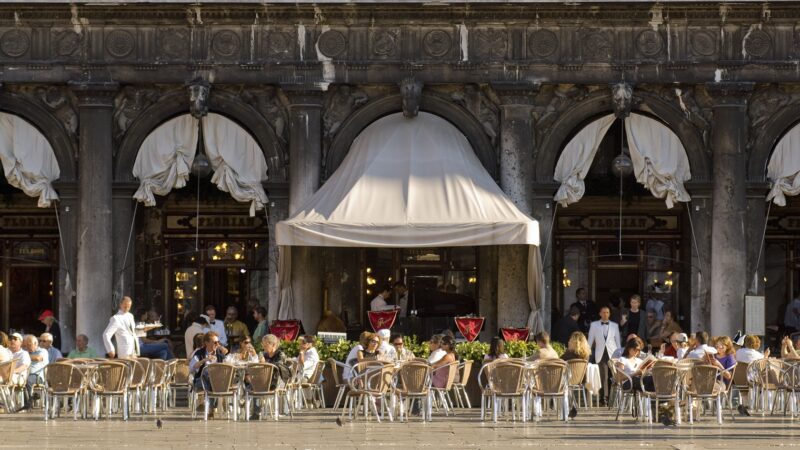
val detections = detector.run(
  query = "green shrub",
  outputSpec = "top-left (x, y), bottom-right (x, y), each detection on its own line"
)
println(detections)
top-left (404, 335), bottom-right (430, 359)
top-left (455, 341), bottom-right (489, 363)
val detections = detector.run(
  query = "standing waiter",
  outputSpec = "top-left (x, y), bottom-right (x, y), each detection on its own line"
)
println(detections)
top-left (587, 306), bottom-right (620, 406)
top-left (102, 296), bottom-right (140, 358)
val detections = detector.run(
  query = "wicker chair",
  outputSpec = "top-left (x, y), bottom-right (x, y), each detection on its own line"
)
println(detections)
top-left (729, 361), bottom-right (751, 410)
top-left (608, 360), bottom-right (640, 421)
top-left (431, 361), bottom-right (459, 416)
top-left (42, 362), bottom-right (84, 420)
top-left (87, 361), bottom-right (131, 420)
top-left (148, 359), bottom-right (170, 413)
top-left (0, 360), bottom-right (16, 413)
top-left (639, 364), bottom-right (681, 424)
top-left (393, 361), bottom-right (432, 422)
top-left (451, 360), bottom-right (473, 408)
top-left (342, 362), bottom-right (395, 422)
top-left (685, 364), bottom-right (728, 424)
top-left (565, 359), bottom-right (589, 409)
top-left (244, 363), bottom-right (281, 420)
top-left (300, 360), bottom-right (327, 409)
top-left (168, 358), bottom-right (190, 408)
top-left (199, 363), bottom-right (238, 421)
top-left (749, 358), bottom-right (785, 414)
top-left (530, 360), bottom-right (570, 421)
top-left (779, 361), bottom-right (800, 417)
top-left (478, 360), bottom-right (527, 423)
top-left (120, 359), bottom-right (147, 414)
top-left (328, 359), bottom-right (350, 411)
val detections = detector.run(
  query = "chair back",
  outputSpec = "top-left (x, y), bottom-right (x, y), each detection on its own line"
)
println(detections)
top-left (308, 360), bottom-right (326, 385)
top-left (0, 360), bottom-right (13, 386)
top-left (731, 361), bottom-right (750, 388)
top-left (44, 362), bottom-right (83, 394)
top-left (396, 361), bottom-right (431, 394)
top-left (433, 362), bottom-right (459, 390)
top-left (650, 365), bottom-right (679, 396)
top-left (457, 360), bottom-right (473, 387)
top-left (133, 357), bottom-right (151, 381)
top-left (354, 364), bottom-right (394, 394)
top-left (171, 359), bottom-right (190, 385)
top-left (327, 358), bottom-right (342, 385)
top-left (245, 363), bottom-right (276, 394)
top-left (126, 359), bottom-right (147, 388)
top-left (91, 361), bottom-right (130, 393)
top-left (487, 361), bottom-right (526, 395)
top-left (203, 363), bottom-right (236, 394)
top-left (150, 359), bottom-right (168, 387)
top-left (688, 364), bottom-right (720, 396)
top-left (532, 360), bottom-right (568, 395)
top-left (565, 359), bottom-right (588, 386)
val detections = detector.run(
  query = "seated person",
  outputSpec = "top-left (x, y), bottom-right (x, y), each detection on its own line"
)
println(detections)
top-left (136, 309), bottom-right (173, 360)
top-left (298, 335), bottom-right (321, 382)
top-left (343, 332), bottom-right (369, 381)
top-left (781, 335), bottom-right (800, 359)
top-left (685, 331), bottom-right (717, 359)
top-left (67, 334), bottom-right (99, 359)
top-left (560, 332), bottom-right (591, 361)
top-left (390, 333), bottom-right (415, 362)
top-left (261, 334), bottom-right (291, 388)
top-left (357, 333), bottom-right (381, 363)
top-left (22, 334), bottom-right (48, 410)
top-left (738, 335), bottom-right (769, 363)
top-left (708, 336), bottom-right (736, 385)
top-left (530, 331), bottom-right (558, 361)
top-left (38, 333), bottom-right (62, 363)
top-left (612, 334), bottom-right (648, 359)
top-left (431, 335), bottom-right (457, 389)
top-left (184, 315), bottom-right (211, 358)
top-left (484, 337), bottom-right (510, 363)
top-left (188, 332), bottom-right (227, 411)
top-left (659, 332), bottom-right (689, 359)
top-left (426, 334), bottom-right (445, 364)
top-left (225, 338), bottom-right (260, 364)
top-left (9, 333), bottom-right (30, 385)
top-left (615, 339), bottom-right (656, 392)
top-left (0, 332), bottom-right (11, 362)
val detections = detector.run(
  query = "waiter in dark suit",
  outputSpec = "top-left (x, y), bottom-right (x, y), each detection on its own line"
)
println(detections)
top-left (570, 287), bottom-right (599, 334)
top-left (553, 306), bottom-right (581, 345)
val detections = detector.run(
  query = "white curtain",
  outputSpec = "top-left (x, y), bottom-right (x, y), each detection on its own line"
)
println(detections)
top-left (625, 114), bottom-right (692, 209)
top-left (526, 246), bottom-right (544, 334)
top-left (767, 122), bottom-right (800, 206)
top-left (553, 114), bottom-right (616, 207)
top-left (276, 246), bottom-right (296, 320)
top-left (202, 113), bottom-right (269, 217)
top-left (0, 112), bottom-right (60, 207)
top-left (132, 114), bottom-right (198, 206)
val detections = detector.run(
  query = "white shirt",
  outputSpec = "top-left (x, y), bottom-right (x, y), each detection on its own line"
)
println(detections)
top-left (28, 348), bottom-right (49, 376)
top-left (0, 345), bottom-right (12, 362)
top-left (735, 348), bottom-right (765, 364)
top-left (618, 356), bottom-right (643, 376)
top-left (646, 298), bottom-right (665, 321)
top-left (344, 344), bottom-right (363, 380)
top-left (686, 344), bottom-right (717, 359)
top-left (208, 319), bottom-right (228, 347)
top-left (102, 310), bottom-right (140, 358)
top-left (370, 294), bottom-right (393, 311)
top-left (428, 348), bottom-right (446, 364)
top-left (184, 323), bottom-right (210, 358)
top-left (12, 349), bottom-right (31, 370)
top-left (587, 320), bottom-right (621, 363)
top-left (301, 347), bottom-right (320, 380)
top-left (379, 341), bottom-right (396, 361)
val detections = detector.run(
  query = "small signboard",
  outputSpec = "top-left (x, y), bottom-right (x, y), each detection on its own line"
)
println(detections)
top-left (745, 295), bottom-right (766, 336)
top-left (317, 331), bottom-right (347, 344)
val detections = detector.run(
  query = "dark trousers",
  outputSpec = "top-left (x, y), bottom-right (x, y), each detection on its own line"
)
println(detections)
top-left (595, 351), bottom-right (610, 404)
top-left (194, 372), bottom-right (218, 408)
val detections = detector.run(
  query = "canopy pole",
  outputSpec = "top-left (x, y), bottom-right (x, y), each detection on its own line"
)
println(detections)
top-left (750, 201), bottom-right (771, 295)
top-left (542, 202), bottom-right (559, 267)
top-left (685, 201), bottom-right (704, 278)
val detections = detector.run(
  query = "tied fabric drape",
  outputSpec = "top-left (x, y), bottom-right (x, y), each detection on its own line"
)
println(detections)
top-left (202, 113), bottom-right (269, 217)
top-left (132, 114), bottom-right (198, 206)
top-left (624, 114), bottom-right (692, 209)
top-left (0, 112), bottom-right (60, 207)
top-left (276, 246), bottom-right (296, 320)
top-left (527, 246), bottom-right (545, 334)
top-left (767, 122), bottom-right (800, 206)
top-left (553, 114), bottom-right (616, 207)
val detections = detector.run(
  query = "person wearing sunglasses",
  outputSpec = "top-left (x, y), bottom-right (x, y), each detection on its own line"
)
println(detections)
top-left (390, 333), bottom-right (414, 362)
top-left (357, 333), bottom-right (381, 363)
top-left (225, 337), bottom-right (260, 364)
top-left (189, 331), bottom-right (228, 413)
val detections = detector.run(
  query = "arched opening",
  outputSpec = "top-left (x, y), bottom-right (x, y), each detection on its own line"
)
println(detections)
top-left (551, 112), bottom-right (692, 338)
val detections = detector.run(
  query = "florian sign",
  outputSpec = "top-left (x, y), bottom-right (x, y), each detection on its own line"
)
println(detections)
top-left (165, 214), bottom-right (268, 233)
top-left (0, 215), bottom-right (58, 233)
top-left (556, 214), bottom-right (680, 234)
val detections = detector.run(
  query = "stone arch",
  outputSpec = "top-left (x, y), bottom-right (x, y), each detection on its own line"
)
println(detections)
top-left (749, 105), bottom-right (800, 182)
top-left (0, 90), bottom-right (76, 181)
top-left (535, 91), bottom-right (709, 183)
top-left (326, 93), bottom-right (497, 180)
top-left (115, 88), bottom-right (286, 183)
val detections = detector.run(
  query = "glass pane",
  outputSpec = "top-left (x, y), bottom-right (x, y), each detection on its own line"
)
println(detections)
top-left (443, 270), bottom-right (477, 298)
top-left (402, 248), bottom-right (441, 263)
top-left (560, 242), bottom-right (589, 312)
top-left (646, 242), bottom-right (672, 271)
top-left (208, 241), bottom-right (246, 262)
top-left (449, 247), bottom-right (476, 270)
top-left (765, 242), bottom-right (788, 327)
top-left (365, 248), bottom-right (393, 297)
top-left (596, 240), bottom-right (638, 263)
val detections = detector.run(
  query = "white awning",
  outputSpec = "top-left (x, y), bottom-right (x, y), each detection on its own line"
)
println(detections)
top-left (276, 112), bottom-right (539, 247)
top-left (0, 112), bottom-right (60, 207)
top-left (767, 122), bottom-right (800, 206)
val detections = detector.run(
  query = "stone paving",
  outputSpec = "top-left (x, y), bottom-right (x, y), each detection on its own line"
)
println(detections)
top-left (0, 407), bottom-right (798, 449)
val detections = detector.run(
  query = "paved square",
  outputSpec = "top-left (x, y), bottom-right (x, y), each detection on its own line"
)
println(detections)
top-left (1, 407), bottom-right (797, 449)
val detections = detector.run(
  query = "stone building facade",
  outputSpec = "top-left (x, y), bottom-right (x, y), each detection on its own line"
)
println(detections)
top-left (0, 2), bottom-right (797, 350)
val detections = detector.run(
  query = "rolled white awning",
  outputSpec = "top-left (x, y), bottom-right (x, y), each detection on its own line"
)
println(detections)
top-left (767, 122), bottom-right (800, 206)
top-left (132, 113), bottom-right (268, 216)
top-left (553, 113), bottom-right (692, 209)
top-left (0, 112), bottom-right (60, 207)
top-left (276, 112), bottom-right (542, 321)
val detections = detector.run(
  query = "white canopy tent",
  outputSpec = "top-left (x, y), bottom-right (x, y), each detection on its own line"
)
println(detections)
top-left (276, 112), bottom-right (544, 332)
top-left (767, 121), bottom-right (800, 206)
top-left (132, 113), bottom-right (268, 216)
top-left (0, 112), bottom-right (60, 207)
top-left (554, 113), bottom-right (692, 208)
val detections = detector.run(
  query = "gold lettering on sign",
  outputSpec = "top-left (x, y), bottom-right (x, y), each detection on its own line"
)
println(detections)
top-left (557, 215), bottom-right (678, 233)
top-left (580, 216), bottom-right (655, 231)
top-left (0, 216), bottom-right (58, 229)
top-left (166, 214), bottom-right (266, 231)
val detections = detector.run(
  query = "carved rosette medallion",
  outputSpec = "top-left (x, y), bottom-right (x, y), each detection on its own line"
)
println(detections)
top-left (158, 28), bottom-right (190, 59)
top-left (636, 30), bottom-right (663, 57)
top-left (371, 30), bottom-right (397, 57)
top-left (52, 30), bottom-right (82, 57)
top-left (743, 29), bottom-right (772, 58)
top-left (581, 30), bottom-right (613, 61)
top-left (212, 30), bottom-right (241, 58)
top-left (528, 30), bottom-right (559, 58)
top-left (690, 30), bottom-right (716, 57)
top-left (105, 30), bottom-right (135, 58)
top-left (474, 29), bottom-right (508, 60)
top-left (0, 30), bottom-right (30, 58)
top-left (423, 30), bottom-right (452, 58)
top-left (264, 31), bottom-right (292, 58)
top-left (317, 30), bottom-right (347, 58)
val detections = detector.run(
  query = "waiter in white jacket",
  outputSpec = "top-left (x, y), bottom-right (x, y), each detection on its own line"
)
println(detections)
top-left (102, 296), bottom-right (140, 359)
top-left (587, 305), bottom-right (620, 406)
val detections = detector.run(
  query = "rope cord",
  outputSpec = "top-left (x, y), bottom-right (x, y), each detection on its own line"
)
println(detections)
top-left (751, 201), bottom-right (772, 294)
top-left (685, 201), bottom-right (704, 278)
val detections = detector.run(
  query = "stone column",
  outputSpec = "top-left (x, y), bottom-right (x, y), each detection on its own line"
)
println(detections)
top-left (112, 183), bottom-right (138, 308)
top-left (282, 85), bottom-right (324, 333)
top-left (52, 182), bottom-right (78, 352)
top-left (707, 82), bottom-right (753, 337)
top-left (493, 83), bottom-right (537, 330)
top-left (70, 81), bottom-right (118, 353)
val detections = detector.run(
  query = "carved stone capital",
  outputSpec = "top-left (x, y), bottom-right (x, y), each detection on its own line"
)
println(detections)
top-left (490, 81), bottom-right (540, 105)
top-left (69, 81), bottom-right (119, 108)
top-left (186, 78), bottom-right (211, 118)
top-left (399, 77), bottom-right (423, 118)
top-left (610, 82), bottom-right (634, 118)
top-left (280, 84), bottom-right (325, 109)
top-left (705, 82), bottom-right (755, 107)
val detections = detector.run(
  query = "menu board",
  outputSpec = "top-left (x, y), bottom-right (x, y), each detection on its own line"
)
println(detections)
top-left (745, 296), bottom-right (765, 336)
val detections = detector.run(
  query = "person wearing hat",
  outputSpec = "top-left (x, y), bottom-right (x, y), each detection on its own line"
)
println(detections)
top-left (102, 296), bottom-right (140, 359)
top-left (38, 309), bottom-right (61, 352)
top-left (8, 333), bottom-right (30, 385)
top-left (376, 329), bottom-right (395, 361)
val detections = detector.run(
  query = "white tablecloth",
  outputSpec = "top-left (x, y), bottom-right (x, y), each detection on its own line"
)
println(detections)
top-left (585, 363), bottom-right (602, 395)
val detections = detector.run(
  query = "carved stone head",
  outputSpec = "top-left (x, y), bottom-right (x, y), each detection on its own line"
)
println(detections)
top-left (399, 77), bottom-right (423, 118)
top-left (611, 82), bottom-right (633, 118)
top-left (187, 78), bottom-right (211, 118)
